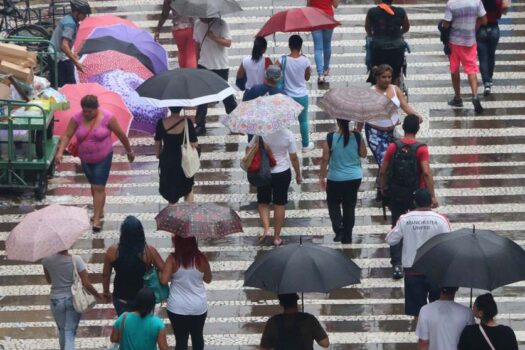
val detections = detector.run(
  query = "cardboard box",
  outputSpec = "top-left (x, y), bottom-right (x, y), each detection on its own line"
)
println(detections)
top-left (0, 61), bottom-right (33, 83)
top-left (0, 54), bottom-right (36, 68)
top-left (0, 43), bottom-right (28, 60)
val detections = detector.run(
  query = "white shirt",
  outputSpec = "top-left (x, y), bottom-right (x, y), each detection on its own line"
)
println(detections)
top-left (167, 265), bottom-right (208, 315)
top-left (416, 300), bottom-right (474, 350)
top-left (367, 85), bottom-right (401, 128)
top-left (386, 210), bottom-right (451, 268)
top-left (278, 55), bottom-right (310, 98)
top-left (242, 55), bottom-right (267, 90)
top-left (193, 18), bottom-right (231, 70)
top-left (250, 129), bottom-right (298, 174)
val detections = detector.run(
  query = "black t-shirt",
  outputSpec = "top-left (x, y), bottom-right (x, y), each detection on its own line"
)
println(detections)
top-left (367, 5), bottom-right (406, 38)
top-left (260, 312), bottom-right (327, 350)
top-left (458, 324), bottom-right (518, 350)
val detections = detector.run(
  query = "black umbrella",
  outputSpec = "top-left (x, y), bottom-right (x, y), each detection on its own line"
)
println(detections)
top-left (412, 227), bottom-right (525, 293)
top-left (171, 0), bottom-right (242, 18)
top-left (136, 68), bottom-right (236, 108)
top-left (79, 36), bottom-right (156, 74)
top-left (244, 242), bottom-right (361, 309)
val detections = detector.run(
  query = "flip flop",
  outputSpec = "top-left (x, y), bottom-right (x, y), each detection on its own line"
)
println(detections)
top-left (258, 231), bottom-right (271, 244)
top-left (92, 225), bottom-right (102, 233)
top-left (273, 238), bottom-right (283, 247)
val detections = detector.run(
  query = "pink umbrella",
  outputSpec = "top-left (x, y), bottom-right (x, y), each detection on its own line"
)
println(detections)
top-left (73, 15), bottom-right (139, 52)
top-left (6, 204), bottom-right (90, 262)
top-left (54, 83), bottom-right (134, 145)
top-left (76, 50), bottom-right (154, 83)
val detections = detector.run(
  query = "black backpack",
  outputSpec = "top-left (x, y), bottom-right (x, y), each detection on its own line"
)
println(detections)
top-left (274, 313), bottom-right (307, 350)
top-left (386, 140), bottom-right (425, 200)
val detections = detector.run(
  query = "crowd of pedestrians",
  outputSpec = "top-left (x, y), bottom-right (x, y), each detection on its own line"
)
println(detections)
top-left (42, 0), bottom-right (519, 349)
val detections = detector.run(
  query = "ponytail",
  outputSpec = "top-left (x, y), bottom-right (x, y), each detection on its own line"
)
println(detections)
top-left (336, 119), bottom-right (350, 146)
top-left (251, 37), bottom-right (267, 62)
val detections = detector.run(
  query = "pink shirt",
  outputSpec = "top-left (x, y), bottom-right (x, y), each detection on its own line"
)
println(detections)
top-left (73, 109), bottom-right (113, 164)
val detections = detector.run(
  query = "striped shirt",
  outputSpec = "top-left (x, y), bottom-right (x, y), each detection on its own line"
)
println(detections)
top-left (444, 0), bottom-right (486, 46)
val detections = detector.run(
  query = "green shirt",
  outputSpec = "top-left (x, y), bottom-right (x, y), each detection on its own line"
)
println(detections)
top-left (114, 313), bottom-right (164, 350)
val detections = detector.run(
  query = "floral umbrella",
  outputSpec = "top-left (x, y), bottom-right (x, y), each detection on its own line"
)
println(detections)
top-left (155, 203), bottom-right (243, 240)
top-left (220, 93), bottom-right (302, 136)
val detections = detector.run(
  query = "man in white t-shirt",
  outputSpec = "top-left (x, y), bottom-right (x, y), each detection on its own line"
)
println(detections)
top-left (193, 17), bottom-right (237, 135)
top-left (416, 287), bottom-right (474, 350)
top-left (386, 188), bottom-right (451, 317)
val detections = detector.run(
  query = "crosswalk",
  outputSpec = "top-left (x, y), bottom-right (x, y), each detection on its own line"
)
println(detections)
top-left (1, 0), bottom-right (525, 349)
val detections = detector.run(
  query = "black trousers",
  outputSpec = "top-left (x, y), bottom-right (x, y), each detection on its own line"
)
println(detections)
top-left (326, 179), bottom-right (361, 240)
top-left (49, 59), bottom-right (76, 88)
top-left (389, 197), bottom-right (415, 266)
top-left (196, 65), bottom-right (237, 127)
top-left (167, 310), bottom-right (207, 350)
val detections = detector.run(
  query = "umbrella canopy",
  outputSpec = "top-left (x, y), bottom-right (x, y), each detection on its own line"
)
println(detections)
top-left (244, 242), bottom-right (361, 294)
top-left (54, 83), bottom-right (134, 145)
top-left (155, 203), bottom-right (243, 240)
top-left (6, 204), bottom-right (90, 262)
top-left (319, 87), bottom-right (398, 124)
top-left (73, 15), bottom-right (139, 52)
top-left (220, 94), bottom-right (302, 136)
top-left (171, 0), bottom-right (242, 18)
top-left (412, 228), bottom-right (525, 291)
top-left (89, 70), bottom-right (168, 135)
top-left (79, 36), bottom-right (156, 74)
top-left (257, 7), bottom-right (340, 37)
top-left (136, 68), bottom-right (236, 108)
top-left (76, 50), bottom-right (154, 83)
top-left (84, 24), bottom-right (168, 74)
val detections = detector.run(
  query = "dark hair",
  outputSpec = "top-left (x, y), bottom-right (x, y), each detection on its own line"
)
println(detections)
top-left (172, 235), bottom-right (206, 269)
top-left (402, 114), bottom-right (420, 134)
top-left (381, 0), bottom-right (394, 4)
top-left (482, 0), bottom-right (498, 12)
top-left (336, 119), bottom-right (351, 146)
top-left (278, 293), bottom-right (299, 308)
top-left (118, 216), bottom-right (146, 265)
top-left (414, 188), bottom-right (432, 207)
top-left (288, 35), bottom-right (303, 51)
top-left (133, 288), bottom-right (156, 317)
top-left (169, 106), bottom-right (183, 114)
top-left (441, 286), bottom-right (459, 294)
top-left (475, 293), bottom-right (498, 323)
top-left (251, 37), bottom-right (267, 62)
top-left (373, 64), bottom-right (394, 78)
top-left (80, 95), bottom-right (99, 109)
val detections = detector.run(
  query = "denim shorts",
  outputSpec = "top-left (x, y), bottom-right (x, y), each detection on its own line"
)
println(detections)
top-left (81, 152), bottom-right (113, 186)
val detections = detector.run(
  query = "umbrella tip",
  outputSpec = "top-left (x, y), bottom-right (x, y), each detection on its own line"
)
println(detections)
top-left (473, 224), bottom-right (475, 233)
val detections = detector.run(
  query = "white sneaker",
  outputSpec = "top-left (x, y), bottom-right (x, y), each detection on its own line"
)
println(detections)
top-left (302, 142), bottom-right (315, 152)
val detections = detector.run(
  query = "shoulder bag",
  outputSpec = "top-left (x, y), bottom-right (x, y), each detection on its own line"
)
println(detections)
top-left (247, 139), bottom-right (272, 187)
top-left (181, 118), bottom-right (201, 178)
top-left (143, 246), bottom-right (169, 304)
top-left (67, 117), bottom-right (96, 158)
top-left (479, 324), bottom-right (496, 350)
top-left (241, 135), bottom-right (259, 171)
top-left (107, 312), bottom-right (128, 350)
top-left (71, 255), bottom-right (96, 313)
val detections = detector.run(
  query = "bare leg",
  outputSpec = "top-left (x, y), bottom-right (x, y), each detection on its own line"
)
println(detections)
top-left (451, 72), bottom-right (461, 98)
top-left (467, 73), bottom-right (479, 97)
top-left (92, 185), bottom-right (106, 227)
top-left (184, 191), bottom-right (194, 202)
top-left (273, 205), bottom-right (285, 242)
top-left (257, 203), bottom-right (271, 238)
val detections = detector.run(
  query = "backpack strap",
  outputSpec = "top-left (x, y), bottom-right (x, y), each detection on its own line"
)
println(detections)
top-left (353, 130), bottom-right (361, 146)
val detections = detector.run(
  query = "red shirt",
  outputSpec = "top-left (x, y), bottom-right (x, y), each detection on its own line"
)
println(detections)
top-left (383, 138), bottom-right (429, 188)
top-left (309, 0), bottom-right (335, 17)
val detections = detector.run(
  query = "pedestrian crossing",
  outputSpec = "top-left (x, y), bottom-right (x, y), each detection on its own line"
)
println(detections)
top-left (1, 0), bottom-right (525, 349)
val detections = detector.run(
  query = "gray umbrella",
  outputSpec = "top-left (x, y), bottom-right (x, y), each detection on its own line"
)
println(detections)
top-left (412, 227), bottom-right (525, 291)
top-left (171, 0), bottom-right (242, 18)
top-left (244, 242), bottom-right (361, 295)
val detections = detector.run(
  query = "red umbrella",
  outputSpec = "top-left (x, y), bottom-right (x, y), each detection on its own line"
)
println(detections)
top-left (76, 50), bottom-right (154, 83)
top-left (73, 15), bottom-right (139, 52)
top-left (257, 7), bottom-right (340, 37)
top-left (54, 83), bottom-right (134, 146)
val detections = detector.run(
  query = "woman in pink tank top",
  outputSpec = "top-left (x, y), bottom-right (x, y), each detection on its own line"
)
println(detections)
top-left (55, 95), bottom-right (135, 232)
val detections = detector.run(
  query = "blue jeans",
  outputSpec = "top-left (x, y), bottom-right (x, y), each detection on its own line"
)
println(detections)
top-left (292, 96), bottom-right (309, 147)
top-left (312, 29), bottom-right (334, 76)
top-left (50, 296), bottom-right (81, 350)
top-left (477, 24), bottom-right (500, 86)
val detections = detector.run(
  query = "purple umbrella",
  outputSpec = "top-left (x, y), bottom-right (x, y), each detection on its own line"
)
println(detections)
top-left (87, 24), bottom-right (168, 73)
top-left (89, 70), bottom-right (168, 134)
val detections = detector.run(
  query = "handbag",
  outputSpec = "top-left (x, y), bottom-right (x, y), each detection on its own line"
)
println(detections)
top-left (180, 118), bottom-right (200, 178)
top-left (67, 117), bottom-right (96, 157)
top-left (71, 255), bottom-right (96, 313)
top-left (479, 324), bottom-right (496, 350)
top-left (107, 312), bottom-right (128, 350)
top-left (247, 140), bottom-right (272, 187)
top-left (143, 246), bottom-right (169, 304)
top-left (247, 138), bottom-right (276, 173)
top-left (241, 135), bottom-right (259, 171)
top-left (276, 55), bottom-right (287, 90)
